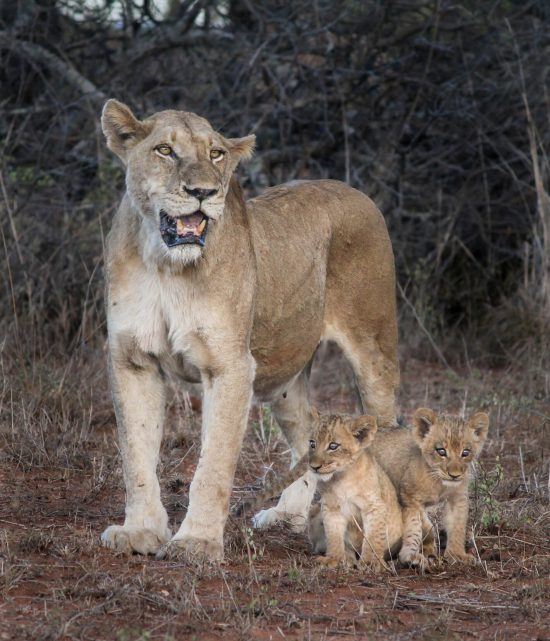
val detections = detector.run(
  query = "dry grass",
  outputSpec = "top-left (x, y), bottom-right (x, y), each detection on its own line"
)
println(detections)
top-left (0, 342), bottom-right (548, 641)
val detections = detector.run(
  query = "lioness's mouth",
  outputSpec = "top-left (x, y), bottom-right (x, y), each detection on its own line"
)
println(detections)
top-left (159, 210), bottom-right (209, 248)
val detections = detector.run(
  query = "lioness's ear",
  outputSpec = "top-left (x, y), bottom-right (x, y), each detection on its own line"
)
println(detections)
top-left (350, 415), bottom-right (377, 446)
top-left (469, 412), bottom-right (489, 442)
top-left (101, 99), bottom-right (150, 162)
top-left (226, 134), bottom-right (256, 163)
top-left (413, 408), bottom-right (436, 441)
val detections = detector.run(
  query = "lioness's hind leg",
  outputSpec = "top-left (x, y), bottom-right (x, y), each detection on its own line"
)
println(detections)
top-left (253, 370), bottom-right (316, 532)
top-left (333, 331), bottom-right (398, 427)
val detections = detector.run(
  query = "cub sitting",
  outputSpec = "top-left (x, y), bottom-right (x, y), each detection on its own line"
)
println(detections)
top-left (234, 412), bottom-right (403, 572)
top-left (370, 408), bottom-right (489, 569)
top-left (308, 413), bottom-right (403, 572)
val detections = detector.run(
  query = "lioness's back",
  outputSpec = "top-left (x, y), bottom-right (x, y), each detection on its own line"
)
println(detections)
top-left (247, 179), bottom-right (387, 239)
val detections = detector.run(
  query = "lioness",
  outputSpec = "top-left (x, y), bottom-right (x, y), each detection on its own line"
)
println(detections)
top-left (99, 100), bottom-right (399, 561)
top-left (370, 408), bottom-right (489, 569)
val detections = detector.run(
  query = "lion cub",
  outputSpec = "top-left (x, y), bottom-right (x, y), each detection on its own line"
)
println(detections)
top-left (308, 413), bottom-right (403, 572)
top-left (370, 408), bottom-right (489, 569)
top-left (235, 412), bottom-right (403, 572)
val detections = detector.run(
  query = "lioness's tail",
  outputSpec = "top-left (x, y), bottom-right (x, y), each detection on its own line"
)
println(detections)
top-left (232, 454), bottom-right (309, 517)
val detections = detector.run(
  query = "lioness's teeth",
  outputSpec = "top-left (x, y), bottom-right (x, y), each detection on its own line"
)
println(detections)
top-left (176, 219), bottom-right (186, 235)
top-left (197, 219), bottom-right (207, 235)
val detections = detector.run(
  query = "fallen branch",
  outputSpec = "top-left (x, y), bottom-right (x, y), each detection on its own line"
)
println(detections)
top-left (0, 31), bottom-right (105, 105)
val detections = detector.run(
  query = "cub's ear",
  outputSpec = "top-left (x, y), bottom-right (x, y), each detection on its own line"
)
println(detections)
top-left (101, 99), bottom-right (151, 162)
top-left (413, 408), bottom-right (437, 441)
top-left (350, 415), bottom-right (378, 446)
top-left (226, 134), bottom-right (256, 164)
top-left (469, 412), bottom-right (489, 442)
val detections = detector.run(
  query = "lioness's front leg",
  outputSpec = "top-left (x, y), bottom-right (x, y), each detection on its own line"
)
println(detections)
top-left (163, 356), bottom-right (255, 561)
top-left (101, 348), bottom-right (171, 555)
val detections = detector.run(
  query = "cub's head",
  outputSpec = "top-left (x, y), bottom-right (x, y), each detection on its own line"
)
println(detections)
top-left (308, 413), bottom-right (378, 481)
top-left (101, 100), bottom-right (255, 268)
top-left (412, 408), bottom-right (489, 485)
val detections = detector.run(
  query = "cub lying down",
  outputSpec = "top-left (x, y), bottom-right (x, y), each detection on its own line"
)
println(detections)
top-left (371, 408), bottom-right (489, 568)
top-left (236, 412), bottom-right (403, 572)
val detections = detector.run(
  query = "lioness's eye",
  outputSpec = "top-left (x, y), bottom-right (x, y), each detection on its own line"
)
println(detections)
top-left (462, 449), bottom-right (471, 457)
top-left (309, 440), bottom-right (316, 450)
top-left (210, 149), bottom-right (225, 161)
top-left (156, 145), bottom-right (173, 156)
top-left (436, 447), bottom-right (447, 457)
top-left (328, 442), bottom-right (340, 451)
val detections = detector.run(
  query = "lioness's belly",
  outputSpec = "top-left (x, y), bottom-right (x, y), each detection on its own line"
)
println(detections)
top-left (246, 183), bottom-right (333, 399)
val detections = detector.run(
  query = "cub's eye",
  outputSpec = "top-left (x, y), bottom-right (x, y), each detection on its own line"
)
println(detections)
top-left (461, 449), bottom-right (471, 457)
top-left (328, 442), bottom-right (340, 451)
top-left (309, 440), bottom-right (316, 450)
top-left (210, 149), bottom-right (225, 161)
top-left (436, 447), bottom-right (447, 457)
top-left (156, 145), bottom-right (173, 156)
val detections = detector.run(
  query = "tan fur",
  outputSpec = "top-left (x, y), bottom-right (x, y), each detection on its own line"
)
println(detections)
top-left (371, 409), bottom-right (490, 569)
top-left (233, 454), bottom-right (309, 517)
top-left (99, 100), bottom-right (399, 561)
top-left (309, 414), bottom-right (403, 573)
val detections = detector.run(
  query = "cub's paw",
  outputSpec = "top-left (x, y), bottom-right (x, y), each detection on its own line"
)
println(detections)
top-left (399, 549), bottom-right (432, 571)
top-left (156, 535), bottom-right (224, 564)
top-left (444, 550), bottom-right (479, 566)
top-left (101, 525), bottom-right (171, 555)
top-left (358, 558), bottom-right (390, 574)
top-left (315, 555), bottom-right (348, 569)
top-left (422, 541), bottom-right (438, 558)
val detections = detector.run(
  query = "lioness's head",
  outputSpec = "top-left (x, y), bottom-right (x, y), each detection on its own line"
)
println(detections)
top-left (412, 408), bottom-right (489, 485)
top-left (308, 413), bottom-right (378, 482)
top-left (101, 100), bottom-right (255, 267)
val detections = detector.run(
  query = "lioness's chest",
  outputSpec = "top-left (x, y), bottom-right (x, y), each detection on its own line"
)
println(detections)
top-left (108, 268), bottom-right (238, 376)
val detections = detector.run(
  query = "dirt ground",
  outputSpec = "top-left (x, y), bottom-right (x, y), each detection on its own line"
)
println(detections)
top-left (1, 345), bottom-right (548, 641)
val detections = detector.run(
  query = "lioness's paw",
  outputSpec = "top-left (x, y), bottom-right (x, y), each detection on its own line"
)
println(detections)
top-left (101, 525), bottom-right (171, 555)
top-left (252, 508), bottom-right (307, 533)
top-left (252, 508), bottom-right (281, 529)
top-left (444, 550), bottom-right (479, 566)
top-left (156, 535), bottom-right (224, 563)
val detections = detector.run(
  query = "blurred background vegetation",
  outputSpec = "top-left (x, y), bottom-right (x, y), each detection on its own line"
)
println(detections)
top-left (0, 0), bottom-right (548, 381)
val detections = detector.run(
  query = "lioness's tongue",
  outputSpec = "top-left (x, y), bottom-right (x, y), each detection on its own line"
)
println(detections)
top-left (176, 214), bottom-right (206, 237)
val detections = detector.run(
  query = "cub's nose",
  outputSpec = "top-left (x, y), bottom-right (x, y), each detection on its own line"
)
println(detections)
top-left (184, 186), bottom-right (218, 201)
top-left (310, 464), bottom-right (322, 472)
top-left (448, 472), bottom-right (462, 479)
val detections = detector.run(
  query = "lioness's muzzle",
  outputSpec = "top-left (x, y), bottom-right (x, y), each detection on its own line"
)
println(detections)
top-left (159, 210), bottom-right (209, 248)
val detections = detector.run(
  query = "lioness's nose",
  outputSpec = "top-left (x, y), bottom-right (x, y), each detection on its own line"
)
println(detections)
top-left (184, 186), bottom-right (218, 201)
